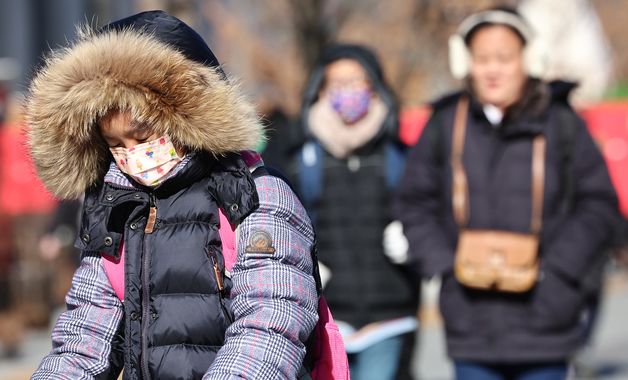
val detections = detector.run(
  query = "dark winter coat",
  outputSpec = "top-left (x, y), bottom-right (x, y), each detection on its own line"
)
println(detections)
top-left (80, 153), bottom-right (259, 379)
top-left (395, 80), bottom-right (620, 362)
top-left (291, 44), bottom-right (419, 328)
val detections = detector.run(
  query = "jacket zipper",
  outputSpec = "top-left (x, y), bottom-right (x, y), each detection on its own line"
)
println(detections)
top-left (141, 193), bottom-right (156, 380)
top-left (208, 248), bottom-right (234, 325)
top-left (102, 182), bottom-right (147, 377)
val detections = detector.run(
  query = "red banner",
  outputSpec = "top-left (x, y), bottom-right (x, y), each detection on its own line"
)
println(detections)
top-left (0, 123), bottom-right (57, 215)
top-left (580, 102), bottom-right (628, 217)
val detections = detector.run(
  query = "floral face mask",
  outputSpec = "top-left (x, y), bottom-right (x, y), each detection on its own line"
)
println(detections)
top-left (109, 135), bottom-right (182, 187)
top-left (328, 88), bottom-right (372, 124)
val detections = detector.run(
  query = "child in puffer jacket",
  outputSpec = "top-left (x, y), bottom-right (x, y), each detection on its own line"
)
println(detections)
top-left (27, 10), bottom-right (319, 380)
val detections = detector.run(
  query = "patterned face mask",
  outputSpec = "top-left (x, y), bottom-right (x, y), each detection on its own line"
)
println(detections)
top-left (110, 135), bottom-right (182, 187)
top-left (328, 88), bottom-right (372, 124)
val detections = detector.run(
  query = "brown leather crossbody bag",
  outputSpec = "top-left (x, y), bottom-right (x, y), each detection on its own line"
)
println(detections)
top-left (451, 97), bottom-right (546, 293)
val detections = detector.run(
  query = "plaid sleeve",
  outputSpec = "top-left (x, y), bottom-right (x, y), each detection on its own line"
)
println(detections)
top-left (32, 252), bottom-right (124, 380)
top-left (204, 175), bottom-right (319, 380)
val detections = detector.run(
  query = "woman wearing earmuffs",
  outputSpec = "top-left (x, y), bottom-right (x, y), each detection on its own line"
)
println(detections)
top-left (394, 6), bottom-right (620, 380)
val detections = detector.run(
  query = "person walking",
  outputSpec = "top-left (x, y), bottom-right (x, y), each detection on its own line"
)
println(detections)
top-left (27, 11), bottom-right (320, 379)
top-left (395, 7), bottom-right (619, 380)
top-left (291, 43), bottom-right (419, 380)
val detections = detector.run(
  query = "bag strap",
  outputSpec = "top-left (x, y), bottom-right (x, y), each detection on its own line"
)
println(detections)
top-left (451, 97), bottom-right (546, 234)
top-left (530, 136), bottom-right (546, 234)
top-left (451, 97), bottom-right (471, 226)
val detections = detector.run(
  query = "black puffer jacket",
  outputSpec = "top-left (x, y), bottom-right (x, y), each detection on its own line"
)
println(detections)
top-left (76, 153), bottom-right (257, 379)
top-left (395, 80), bottom-right (620, 362)
top-left (291, 44), bottom-right (419, 328)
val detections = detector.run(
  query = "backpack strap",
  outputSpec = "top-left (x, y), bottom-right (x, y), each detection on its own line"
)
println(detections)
top-left (219, 160), bottom-right (345, 378)
top-left (384, 141), bottom-right (407, 190)
top-left (102, 151), bottom-right (264, 301)
top-left (299, 139), bottom-right (405, 226)
top-left (218, 209), bottom-right (237, 273)
top-left (236, 150), bottom-right (325, 294)
top-left (102, 151), bottom-right (348, 379)
top-left (297, 141), bottom-right (323, 212)
top-left (310, 296), bottom-right (350, 380)
top-left (103, 243), bottom-right (125, 301)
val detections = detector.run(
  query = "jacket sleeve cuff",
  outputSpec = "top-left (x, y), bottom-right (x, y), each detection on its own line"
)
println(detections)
top-left (419, 251), bottom-right (455, 278)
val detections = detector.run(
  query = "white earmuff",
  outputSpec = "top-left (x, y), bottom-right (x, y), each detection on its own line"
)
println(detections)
top-left (448, 34), bottom-right (471, 80)
top-left (523, 38), bottom-right (547, 78)
top-left (447, 10), bottom-right (548, 80)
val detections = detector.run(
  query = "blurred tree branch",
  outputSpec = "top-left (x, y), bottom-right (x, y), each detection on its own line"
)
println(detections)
top-left (165, 0), bottom-right (542, 114)
top-left (288, 0), bottom-right (353, 72)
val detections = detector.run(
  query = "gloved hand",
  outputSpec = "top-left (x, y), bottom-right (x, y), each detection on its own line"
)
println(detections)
top-left (383, 220), bottom-right (409, 264)
top-left (318, 261), bottom-right (332, 289)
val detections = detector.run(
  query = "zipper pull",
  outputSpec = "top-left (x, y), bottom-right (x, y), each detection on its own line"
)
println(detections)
top-left (208, 250), bottom-right (224, 293)
top-left (145, 194), bottom-right (157, 234)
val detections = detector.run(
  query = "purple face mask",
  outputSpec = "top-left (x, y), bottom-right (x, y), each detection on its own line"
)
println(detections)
top-left (328, 88), bottom-right (372, 124)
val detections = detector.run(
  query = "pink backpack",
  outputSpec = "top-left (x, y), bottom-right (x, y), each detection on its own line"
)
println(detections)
top-left (102, 158), bottom-right (350, 379)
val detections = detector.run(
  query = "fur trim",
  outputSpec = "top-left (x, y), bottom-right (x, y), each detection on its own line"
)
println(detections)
top-left (27, 27), bottom-right (264, 199)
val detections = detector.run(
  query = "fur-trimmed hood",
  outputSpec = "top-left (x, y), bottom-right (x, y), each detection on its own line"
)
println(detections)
top-left (26, 11), bottom-right (263, 199)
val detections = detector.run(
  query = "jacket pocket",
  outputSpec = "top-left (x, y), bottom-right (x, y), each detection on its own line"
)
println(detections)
top-left (439, 274), bottom-right (474, 335)
top-left (530, 269), bottom-right (583, 332)
top-left (206, 245), bottom-right (235, 325)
